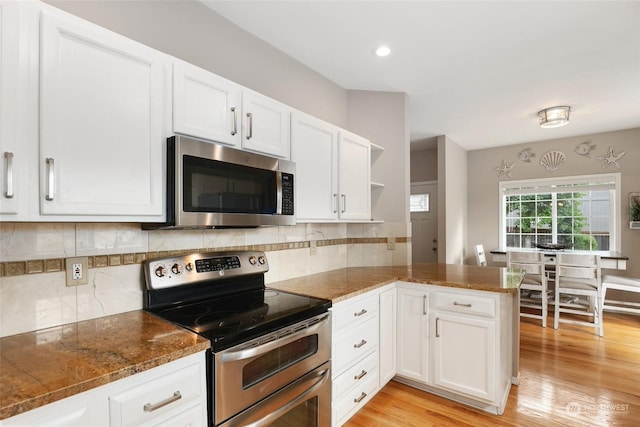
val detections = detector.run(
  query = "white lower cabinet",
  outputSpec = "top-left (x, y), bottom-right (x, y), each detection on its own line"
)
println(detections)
top-left (395, 285), bottom-right (429, 383)
top-left (378, 286), bottom-right (396, 387)
top-left (0, 352), bottom-right (207, 427)
top-left (432, 312), bottom-right (496, 401)
top-left (331, 290), bottom-right (380, 426)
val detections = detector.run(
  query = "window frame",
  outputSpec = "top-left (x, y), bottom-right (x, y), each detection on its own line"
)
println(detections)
top-left (498, 173), bottom-right (621, 252)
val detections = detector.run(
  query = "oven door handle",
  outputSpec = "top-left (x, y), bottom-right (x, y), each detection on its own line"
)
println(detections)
top-left (220, 365), bottom-right (330, 427)
top-left (220, 313), bottom-right (330, 363)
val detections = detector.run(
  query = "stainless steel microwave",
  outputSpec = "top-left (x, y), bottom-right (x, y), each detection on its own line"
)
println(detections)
top-left (144, 136), bottom-right (295, 229)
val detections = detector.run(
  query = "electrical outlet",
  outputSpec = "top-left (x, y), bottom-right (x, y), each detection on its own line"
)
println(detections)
top-left (66, 256), bottom-right (88, 287)
top-left (387, 237), bottom-right (396, 250)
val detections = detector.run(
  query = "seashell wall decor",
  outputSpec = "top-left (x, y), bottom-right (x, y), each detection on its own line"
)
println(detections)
top-left (540, 150), bottom-right (566, 171)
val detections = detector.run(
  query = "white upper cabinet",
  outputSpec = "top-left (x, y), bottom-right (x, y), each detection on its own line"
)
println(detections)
top-left (290, 112), bottom-right (338, 221)
top-left (38, 6), bottom-right (168, 219)
top-left (173, 62), bottom-right (290, 159)
top-left (0, 1), bottom-right (25, 218)
top-left (291, 111), bottom-right (371, 222)
top-left (338, 130), bottom-right (371, 221)
top-left (241, 89), bottom-right (290, 159)
top-left (173, 60), bottom-right (241, 148)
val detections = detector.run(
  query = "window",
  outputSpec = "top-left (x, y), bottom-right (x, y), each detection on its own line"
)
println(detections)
top-left (410, 194), bottom-right (429, 212)
top-left (499, 173), bottom-right (620, 251)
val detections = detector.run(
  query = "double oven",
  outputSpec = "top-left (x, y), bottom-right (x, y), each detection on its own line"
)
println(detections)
top-left (143, 251), bottom-right (331, 426)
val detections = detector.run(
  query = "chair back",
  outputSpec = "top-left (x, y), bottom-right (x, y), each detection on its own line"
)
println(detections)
top-left (555, 253), bottom-right (601, 288)
top-left (475, 244), bottom-right (487, 267)
top-left (506, 251), bottom-right (546, 276)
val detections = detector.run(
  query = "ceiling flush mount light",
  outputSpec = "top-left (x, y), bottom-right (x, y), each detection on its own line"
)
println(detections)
top-left (374, 45), bottom-right (391, 57)
top-left (537, 106), bottom-right (571, 128)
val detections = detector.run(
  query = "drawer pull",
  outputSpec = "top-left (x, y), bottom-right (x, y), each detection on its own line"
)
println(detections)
top-left (454, 301), bottom-right (472, 308)
top-left (354, 370), bottom-right (368, 380)
top-left (354, 392), bottom-right (367, 403)
top-left (353, 339), bottom-right (367, 349)
top-left (354, 309), bottom-right (367, 317)
top-left (143, 391), bottom-right (182, 413)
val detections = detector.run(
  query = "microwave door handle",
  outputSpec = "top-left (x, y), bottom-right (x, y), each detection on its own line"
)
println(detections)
top-left (275, 171), bottom-right (283, 215)
top-left (220, 314), bottom-right (330, 363)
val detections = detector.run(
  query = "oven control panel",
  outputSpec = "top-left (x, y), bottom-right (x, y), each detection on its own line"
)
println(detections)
top-left (143, 251), bottom-right (269, 290)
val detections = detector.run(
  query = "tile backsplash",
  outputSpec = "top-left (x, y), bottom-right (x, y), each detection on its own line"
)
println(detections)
top-left (0, 222), bottom-right (411, 337)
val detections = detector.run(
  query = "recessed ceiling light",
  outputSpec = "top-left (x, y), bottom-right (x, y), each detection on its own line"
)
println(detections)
top-left (374, 45), bottom-right (391, 57)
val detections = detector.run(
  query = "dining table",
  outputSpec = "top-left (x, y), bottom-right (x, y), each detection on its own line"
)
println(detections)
top-left (490, 248), bottom-right (628, 270)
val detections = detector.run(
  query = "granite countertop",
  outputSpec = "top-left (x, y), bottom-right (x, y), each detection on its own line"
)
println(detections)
top-left (0, 310), bottom-right (210, 421)
top-left (268, 263), bottom-right (523, 304)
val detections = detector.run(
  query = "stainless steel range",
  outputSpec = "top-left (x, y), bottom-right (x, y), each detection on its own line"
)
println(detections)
top-left (143, 251), bottom-right (332, 427)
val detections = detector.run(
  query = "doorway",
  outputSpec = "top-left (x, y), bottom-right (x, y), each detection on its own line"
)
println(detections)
top-left (410, 182), bottom-right (438, 263)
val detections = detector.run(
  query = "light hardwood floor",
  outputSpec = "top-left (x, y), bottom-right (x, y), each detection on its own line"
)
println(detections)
top-left (344, 312), bottom-right (640, 427)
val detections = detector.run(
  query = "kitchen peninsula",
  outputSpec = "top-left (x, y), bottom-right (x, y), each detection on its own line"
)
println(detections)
top-left (269, 263), bottom-right (523, 423)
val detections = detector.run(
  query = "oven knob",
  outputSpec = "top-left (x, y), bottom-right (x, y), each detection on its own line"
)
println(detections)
top-left (258, 255), bottom-right (266, 265)
top-left (185, 262), bottom-right (193, 272)
top-left (171, 263), bottom-right (182, 275)
top-left (249, 256), bottom-right (257, 265)
top-left (154, 266), bottom-right (167, 278)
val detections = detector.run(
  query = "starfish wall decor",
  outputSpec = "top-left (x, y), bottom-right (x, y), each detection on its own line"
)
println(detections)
top-left (493, 160), bottom-right (514, 178)
top-left (597, 147), bottom-right (626, 168)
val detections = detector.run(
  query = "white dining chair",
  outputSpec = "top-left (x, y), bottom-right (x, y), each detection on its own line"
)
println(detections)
top-left (553, 253), bottom-right (603, 336)
top-left (474, 244), bottom-right (487, 267)
top-left (507, 251), bottom-right (548, 327)
top-left (602, 275), bottom-right (640, 316)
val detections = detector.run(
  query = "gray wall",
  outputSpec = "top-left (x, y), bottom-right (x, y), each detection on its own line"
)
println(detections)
top-left (411, 148), bottom-right (438, 182)
top-left (347, 90), bottom-right (410, 223)
top-left (438, 136), bottom-right (468, 264)
top-left (47, 0), bottom-right (347, 128)
top-left (467, 127), bottom-right (640, 278)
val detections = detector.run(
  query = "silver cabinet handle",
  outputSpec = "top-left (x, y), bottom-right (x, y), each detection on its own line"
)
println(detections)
top-left (436, 317), bottom-right (440, 338)
top-left (354, 309), bottom-right (367, 317)
top-left (4, 152), bottom-right (14, 199)
top-left (143, 391), bottom-right (181, 413)
top-left (45, 158), bottom-right (55, 201)
top-left (423, 295), bottom-right (428, 315)
top-left (354, 370), bottom-right (368, 380)
top-left (354, 392), bottom-right (367, 403)
top-left (230, 107), bottom-right (238, 136)
top-left (246, 112), bottom-right (253, 140)
top-left (353, 339), bottom-right (367, 349)
top-left (341, 194), bottom-right (346, 213)
top-left (333, 193), bottom-right (338, 213)
top-left (454, 301), bottom-right (472, 308)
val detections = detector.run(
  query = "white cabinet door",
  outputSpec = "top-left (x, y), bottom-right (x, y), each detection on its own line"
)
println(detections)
top-left (0, 1), bottom-right (27, 218)
top-left (241, 90), bottom-right (290, 159)
top-left (338, 130), bottom-right (370, 220)
top-left (396, 286), bottom-right (429, 383)
top-left (432, 312), bottom-right (496, 402)
top-left (173, 60), bottom-right (241, 147)
top-left (290, 112), bottom-right (338, 221)
top-left (379, 287), bottom-right (397, 387)
top-left (38, 9), bottom-right (166, 219)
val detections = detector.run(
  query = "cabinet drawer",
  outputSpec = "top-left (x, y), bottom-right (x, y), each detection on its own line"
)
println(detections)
top-left (334, 370), bottom-right (378, 424)
top-left (434, 291), bottom-right (496, 318)
top-left (333, 316), bottom-right (379, 374)
top-left (109, 361), bottom-right (203, 427)
top-left (333, 350), bottom-right (379, 400)
top-left (332, 292), bottom-right (379, 332)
